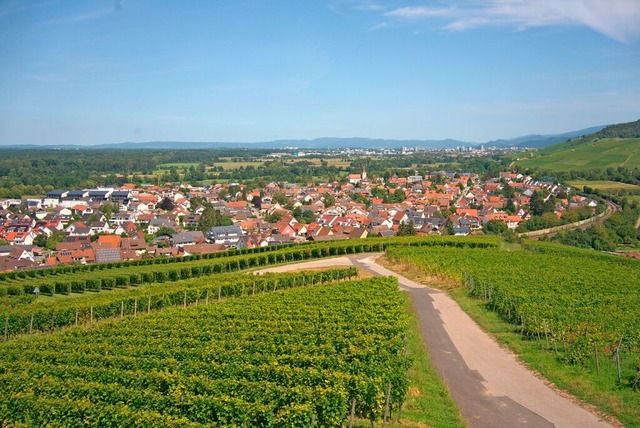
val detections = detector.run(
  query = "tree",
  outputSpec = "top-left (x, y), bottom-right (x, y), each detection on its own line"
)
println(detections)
top-left (301, 209), bottom-right (316, 224)
top-left (264, 212), bottom-right (283, 223)
top-left (529, 191), bottom-right (555, 216)
top-left (272, 192), bottom-right (289, 206)
top-left (484, 220), bottom-right (508, 235)
top-left (45, 230), bottom-right (66, 251)
top-left (397, 221), bottom-right (417, 236)
top-left (198, 207), bottom-right (232, 231)
top-left (444, 218), bottom-right (455, 235)
top-left (323, 192), bottom-right (335, 208)
top-left (155, 226), bottom-right (177, 237)
top-left (33, 234), bottom-right (48, 248)
top-left (158, 197), bottom-right (176, 211)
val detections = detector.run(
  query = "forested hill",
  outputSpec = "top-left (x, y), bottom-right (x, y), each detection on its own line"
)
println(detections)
top-left (590, 118), bottom-right (640, 139)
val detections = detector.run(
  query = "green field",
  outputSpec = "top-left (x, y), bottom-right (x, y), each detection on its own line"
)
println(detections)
top-left (216, 160), bottom-right (265, 170)
top-left (567, 180), bottom-right (640, 192)
top-left (385, 240), bottom-right (640, 426)
top-left (517, 138), bottom-right (640, 171)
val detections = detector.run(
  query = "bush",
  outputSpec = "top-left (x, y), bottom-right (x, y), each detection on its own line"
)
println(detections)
top-left (115, 276), bottom-right (129, 288)
top-left (102, 278), bottom-right (115, 290)
top-left (40, 284), bottom-right (54, 295)
top-left (71, 281), bottom-right (85, 293)
top-left (7, 285), bottom-right (24, 296)
top-left (55, 282), bottom-right (70, 295)
top-left (86, 279), bottom-right (101, 292)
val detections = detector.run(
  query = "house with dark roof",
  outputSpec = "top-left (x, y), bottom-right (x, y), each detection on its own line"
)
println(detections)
top-left (206, 225), bottom-right (243, 247)
top-left (43, 190), bottom-right (68, 207)
top-left (110, 191), bottom-right (131, 203)
top-left (65, 190), bottom-right (89, 200)
top-left (171, 231), bottom-right (205, 247)
top-left (88, 189), bottom-right (112, 202)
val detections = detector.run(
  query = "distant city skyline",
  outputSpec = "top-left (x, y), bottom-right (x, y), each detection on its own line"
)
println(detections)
top-left (1, 0), bottom-right (639, 145)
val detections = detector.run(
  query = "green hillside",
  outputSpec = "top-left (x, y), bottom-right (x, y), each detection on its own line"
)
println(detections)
top-left (518, 137), bottom-right (640, 171)
top-left (517, 119), bottom-right (640, 172)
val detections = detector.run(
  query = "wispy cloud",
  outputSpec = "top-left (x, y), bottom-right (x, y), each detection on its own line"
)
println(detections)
top-left (385, 5), bottom-right (455, 19)
top-left (379, 1), bottom-right (640, 43)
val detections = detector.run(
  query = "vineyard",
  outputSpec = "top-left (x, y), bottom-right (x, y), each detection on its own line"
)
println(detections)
top-left (0, 268), bottom-right (356, 338)
top-left (387, 242), bottom-right (640, 369)
top-left (386, 238), bottom-right (640, 421)
top-left (0, 235), bottom-right (501, 426)
top-left (0, 236), bottom-right (498, 299)
top-left (0, 276), bottom-right (410, 427)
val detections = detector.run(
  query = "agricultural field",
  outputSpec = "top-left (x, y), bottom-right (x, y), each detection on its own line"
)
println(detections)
top-left (215, 160), bottom-right (266, 170)
top-left (385, 240), bottom-right (640, 426)
top-left (517, 138), bottom-right (640, 171)
top-left (0, 276), bottom-right (413, 426)
top-left (567, 180), bottom-right (640, 193)
top-left (305, 158), bottom-right (353, 168)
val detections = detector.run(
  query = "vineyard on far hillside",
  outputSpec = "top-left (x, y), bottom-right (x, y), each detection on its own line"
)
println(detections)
top-left (0, 276), bottom-right (410, 427)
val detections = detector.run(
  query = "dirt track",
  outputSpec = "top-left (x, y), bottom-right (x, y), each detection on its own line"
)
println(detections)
top-left (259, 255), bottom-right (614, 428)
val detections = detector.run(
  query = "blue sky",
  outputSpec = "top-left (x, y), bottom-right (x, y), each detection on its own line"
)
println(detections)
top-left (1, 0), bottom-right (639, 145)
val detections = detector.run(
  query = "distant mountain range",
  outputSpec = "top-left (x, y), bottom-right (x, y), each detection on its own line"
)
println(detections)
top-left (0, 125), bottom-right (608, 150)
top-left (484, 125), bottom-right (606, 149)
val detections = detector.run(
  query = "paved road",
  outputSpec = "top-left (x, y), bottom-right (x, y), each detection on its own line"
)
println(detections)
top-left (260, 255), bottom-right (615, 428)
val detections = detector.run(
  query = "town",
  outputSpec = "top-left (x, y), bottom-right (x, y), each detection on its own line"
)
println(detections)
top-left (0, 166), bottom-right (598, 272)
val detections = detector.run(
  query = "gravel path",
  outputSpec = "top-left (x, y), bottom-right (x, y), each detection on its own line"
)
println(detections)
top-left (259, 255), bottom-right (615, 428)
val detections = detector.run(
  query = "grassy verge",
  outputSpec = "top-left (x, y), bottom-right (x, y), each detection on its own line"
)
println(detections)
top-left (379, 256), bottom-right (635, 427)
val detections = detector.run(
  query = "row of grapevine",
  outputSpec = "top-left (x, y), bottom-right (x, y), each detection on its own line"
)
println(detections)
top-left (0, 276), bottom-right (410, 426)
top-left (0, 243), bottom-right (295, 282)
top-left (1, 235), bottom-right (500, 299)
top-left (1, 267), bottom-right (357, 338)
top-left (387, 241), bottom-right (640, 387)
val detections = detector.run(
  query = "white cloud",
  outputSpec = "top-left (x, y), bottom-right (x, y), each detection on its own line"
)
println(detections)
top-left (384, 6), bottom-right (455, 19)
top-left (381, 0), bottom-right (640, 43)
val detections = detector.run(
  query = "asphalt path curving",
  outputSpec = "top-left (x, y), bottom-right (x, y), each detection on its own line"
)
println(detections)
top-left (259, 254), bottom-right (615, 428)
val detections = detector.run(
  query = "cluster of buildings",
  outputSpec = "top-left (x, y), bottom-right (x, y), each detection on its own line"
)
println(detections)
top-left (0, 169), bottom-right (597, 272)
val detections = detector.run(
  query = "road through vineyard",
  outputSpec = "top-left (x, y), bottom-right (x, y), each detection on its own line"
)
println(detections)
top-left (261, 254), bottom-right (614, 428)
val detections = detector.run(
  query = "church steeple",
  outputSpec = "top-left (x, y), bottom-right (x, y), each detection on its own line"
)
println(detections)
top-left (362, 165), bottom-right (367, 180)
